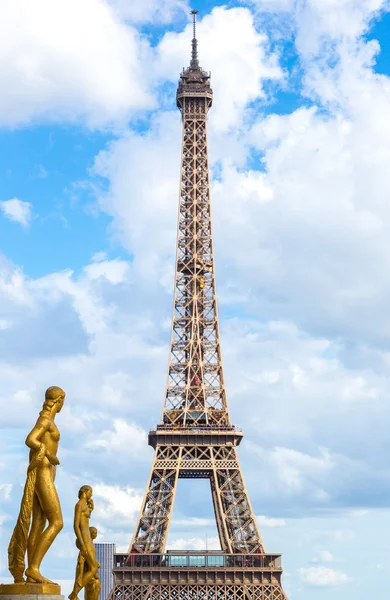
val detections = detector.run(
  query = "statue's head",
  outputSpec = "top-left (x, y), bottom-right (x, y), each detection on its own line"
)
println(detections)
top-left (89, 526), bottom-right (98, 540)
top-left (43, 386), bottom-right (66, 414)
top-left (78, 485), bottom-right (93, 500)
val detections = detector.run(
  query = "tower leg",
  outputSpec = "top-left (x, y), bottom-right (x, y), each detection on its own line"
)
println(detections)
top-left (130, 449), bottom-right (181, 554)
top-left (209, 447), bottom-right (265, 554)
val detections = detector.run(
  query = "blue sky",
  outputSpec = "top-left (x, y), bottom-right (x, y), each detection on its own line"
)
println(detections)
top-left (1, 0), bottom-right (390, 598)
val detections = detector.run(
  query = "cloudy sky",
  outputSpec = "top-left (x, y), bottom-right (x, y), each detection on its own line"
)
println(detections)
top-left (1, 0), bottom-right (390, 598)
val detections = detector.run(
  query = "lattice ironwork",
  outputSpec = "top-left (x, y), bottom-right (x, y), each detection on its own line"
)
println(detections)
top-left (109, 553), bottom-right (288, 600)
top-left (109, 583), bottom-right (287, 600)
top-left (131, 444), bottom-right (263, 554)
top-left (163, 86), bottom-right (226, 429)
top-left (110, 11), bottom-right (288, 600)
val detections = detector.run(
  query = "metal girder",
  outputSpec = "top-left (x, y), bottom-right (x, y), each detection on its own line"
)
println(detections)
top-left (129, 444), bottom-right (264, 555)
top-left (162, 100), bottom-right (227, 429)
top-left (109, 582), bottom-right (288, 600)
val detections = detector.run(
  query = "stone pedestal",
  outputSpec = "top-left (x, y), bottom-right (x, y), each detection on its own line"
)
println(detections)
top-left (0, 583), bottom-right (63, 600)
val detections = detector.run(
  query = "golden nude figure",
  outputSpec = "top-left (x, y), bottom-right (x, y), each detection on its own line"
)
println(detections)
top-left (69, 486), bottom-right (100, 600)
top-left (8, 386), bottom-right (65, 585)
top-left (72, 526), bottom-right (101, 600)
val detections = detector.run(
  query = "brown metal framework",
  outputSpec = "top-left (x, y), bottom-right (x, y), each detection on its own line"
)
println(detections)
top-left (112, 553), bottom-right (286, 600)
top-left (109, 11), bottom-right (288, 600)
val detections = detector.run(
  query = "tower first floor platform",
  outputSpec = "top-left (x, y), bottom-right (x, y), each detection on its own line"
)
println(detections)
top-left (110, 552), bottom-right (287, 600)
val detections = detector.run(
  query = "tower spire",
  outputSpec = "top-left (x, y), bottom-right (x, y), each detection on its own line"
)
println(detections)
top-left (190, 9), bottom-right (199, 70)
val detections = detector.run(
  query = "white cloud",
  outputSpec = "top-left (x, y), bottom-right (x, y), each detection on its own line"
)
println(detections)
top-left (294, 0), bottom-right (388, 57)
top-left (0, 0), bottom-right (152, 128)
top-left (88, 419), bottom-right (147, 455)
top-left (251, 0), bottom-right (389, 54)
top-left (257, 515), bottom-right (286, 528)
top-left (108, 0), bottom-right (189, 24)
top-left (30, 258), bottom-right (130, 336)
top-left (0, 199), bottom-right (32, 227)
top-left (167, 536), bottom-right (221, 551)
top-left (0, 484), bottom-right (12, 502)
top-left (350, 509), bottom-right (369, 517)
top-left (299, 566), bottom-right (352, 587)
top-left (217, 91), bottom-right (390, 346)
top-left (0, 254), bottom-right (167, 429)
top-left (93, 483), bottom-right (143, 523)
top-left (93, 111), bottom-right (180, 276)
top-left (311, 550), bottom-right (336, 563)
top-left (91, 251), bottom-right (108, 263)
top-left (249, 444), bottom-right (334, 501)
top-left (84, 259), bottom-right (129, 284)
top-left (330, 531), bottom-right (356, 542)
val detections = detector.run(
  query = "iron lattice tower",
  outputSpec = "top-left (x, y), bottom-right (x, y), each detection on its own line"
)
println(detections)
top-left (110, 12), bottom-right (288, 600)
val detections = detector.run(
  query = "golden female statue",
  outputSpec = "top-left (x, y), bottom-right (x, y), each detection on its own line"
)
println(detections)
top-left (85, 527), bottom-right (101, 600)
top-left (71, 526), bottom-right (101, 600)
top-left (8, 386), bottom-right (65, 585)
top-left (69, 486), bottom-right (100, 600)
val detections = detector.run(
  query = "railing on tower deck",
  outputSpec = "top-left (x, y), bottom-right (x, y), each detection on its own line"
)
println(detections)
top-left (115, 553), bottom-right (282, 570)
top-left (153, 425), bottom-right (242, 432)
top-left (177, 82), bottom-right (212, 92)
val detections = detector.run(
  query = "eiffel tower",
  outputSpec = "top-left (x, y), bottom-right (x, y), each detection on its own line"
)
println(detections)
top-left (109, 11), bottom-right (288, 600)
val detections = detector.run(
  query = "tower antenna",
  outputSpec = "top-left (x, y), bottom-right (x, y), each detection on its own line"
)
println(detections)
top-left (190, 9), bottom-right (199, 70)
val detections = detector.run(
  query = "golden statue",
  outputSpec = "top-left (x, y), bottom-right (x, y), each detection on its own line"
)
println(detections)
top-left (7, 386), bottom-right (65, 587)
top-left (69, 486), bottom-right (100, 600)
top-left (85, 527), bottom-right (101, 600)
top-left (71, 525), bottom-right (101, 600)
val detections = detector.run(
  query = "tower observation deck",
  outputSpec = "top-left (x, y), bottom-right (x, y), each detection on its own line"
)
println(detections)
top-left (109, 11), bottom-right (288, 600)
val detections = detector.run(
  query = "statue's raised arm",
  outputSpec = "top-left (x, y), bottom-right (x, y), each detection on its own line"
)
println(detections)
top-left (7, 386), bottom-right (65, 586)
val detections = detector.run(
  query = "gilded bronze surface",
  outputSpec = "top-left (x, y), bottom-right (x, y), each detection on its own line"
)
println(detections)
top-left (85, 527), bottom-right (101, 600)
top-left (7, 386), bottom-right (65, 587)
top-left (69, 487), bottom-right (100, 600)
